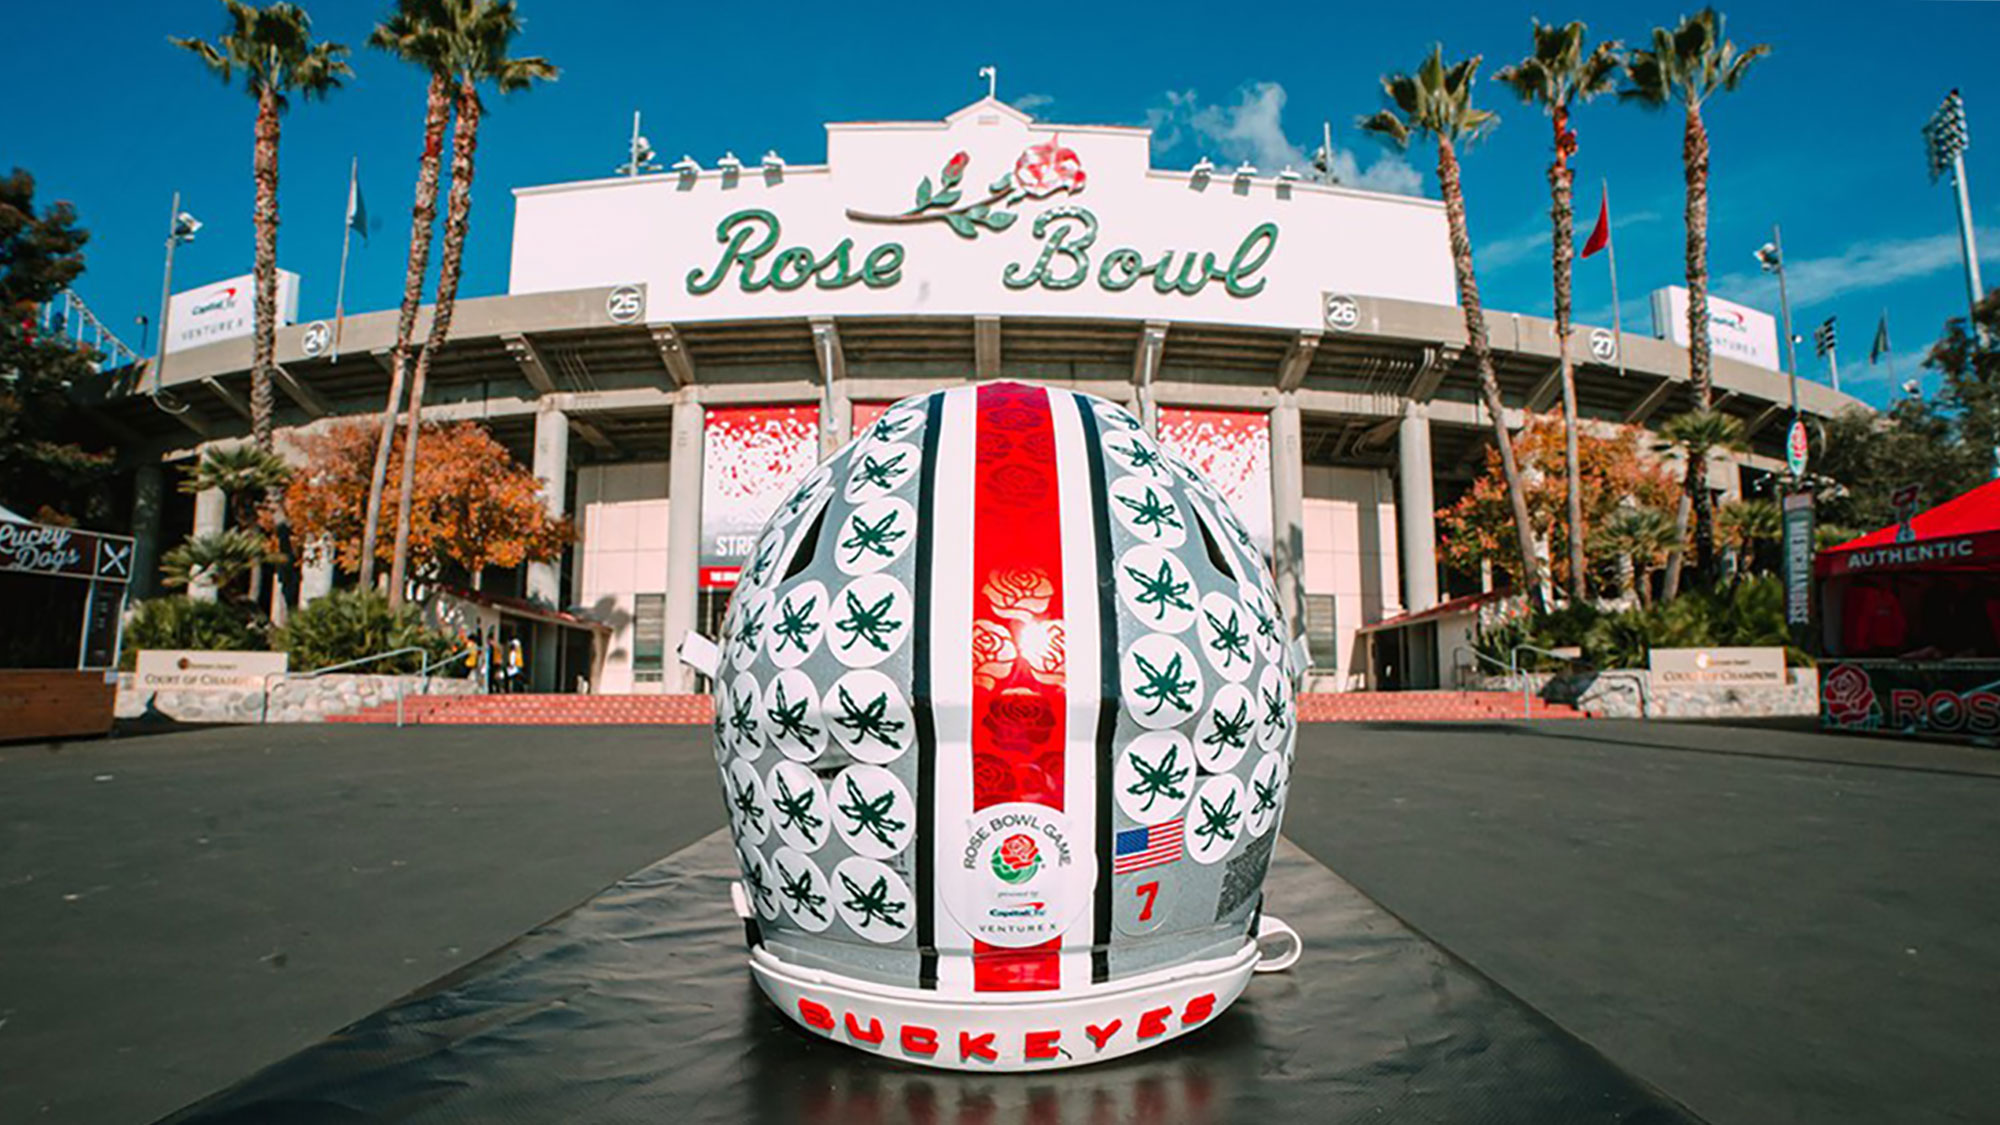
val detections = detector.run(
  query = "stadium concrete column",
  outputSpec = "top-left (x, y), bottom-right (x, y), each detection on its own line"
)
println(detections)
top-left (665, 399), bottom-right (705, 692)
top-left (1397, 403), bottom-right (1440, 612)
top-left (528, 402), bottom-right (570, 606)
top-left (529, 403), bottom-right (571, 691)
top-left (189, 483), bottom-right (225, 603)
top-left (130, 464), bottom-right (164, 598)
top-left (1269, 393), bottom-right (1306, 638)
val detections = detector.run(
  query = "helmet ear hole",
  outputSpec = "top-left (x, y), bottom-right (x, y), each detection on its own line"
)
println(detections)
top-left (1191, 500), bottom-right (1240, 583)
top-left (780, 500), bottom-right (833, 583)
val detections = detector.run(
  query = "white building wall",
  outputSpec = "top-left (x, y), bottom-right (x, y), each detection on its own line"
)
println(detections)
top-left (1300, 466), bottom-right (1401, 691)
top-left (574, 462), bottom-right (671, 694)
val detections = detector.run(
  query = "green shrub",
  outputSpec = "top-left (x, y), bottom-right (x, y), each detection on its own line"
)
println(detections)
top-left (1494, 575), bottom-right (1803, 672)
top-left (276, 588), bottom-right (460, 675)
top-left (119, 597), bottom-right (267, 669)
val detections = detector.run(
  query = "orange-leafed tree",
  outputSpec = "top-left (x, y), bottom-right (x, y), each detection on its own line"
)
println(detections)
top-left (1438, 413), bottom-right (1678, 593)
top-left (287, 419), bottom-right (571, 589)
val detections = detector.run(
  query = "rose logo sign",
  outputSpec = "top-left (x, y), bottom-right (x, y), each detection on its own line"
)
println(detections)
top-left (1822, 664), bottom-right (1877, 729)
top-left (1012, 136), bottom-right (1087, 197)
top-left (992, 834), bottom-right (1043, 884)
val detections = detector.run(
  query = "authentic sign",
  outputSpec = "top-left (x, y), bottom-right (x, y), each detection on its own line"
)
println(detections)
top-left (0, 520), bottom-right (134, 584)
top-left (135, 650), bottom-right (290, 692)
top-left (1649, 646), bottom-right (1787, 688)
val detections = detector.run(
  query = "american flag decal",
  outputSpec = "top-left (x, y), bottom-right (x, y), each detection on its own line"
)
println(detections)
top-left (1113, 818), bottom-right (1183, 874)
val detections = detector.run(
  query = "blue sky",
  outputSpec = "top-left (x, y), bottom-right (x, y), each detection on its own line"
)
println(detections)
top-left (6, 0), bottom-right (1998, 408)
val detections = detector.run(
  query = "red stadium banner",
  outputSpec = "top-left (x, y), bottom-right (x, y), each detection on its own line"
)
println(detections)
top-left (700, 405), bottom-right (821, 589)
top-left (1155, 408), bottom-right (1273, 559)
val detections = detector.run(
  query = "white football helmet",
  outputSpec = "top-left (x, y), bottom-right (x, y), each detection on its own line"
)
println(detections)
top-left (709, 382), bottom-right (1297, 1071)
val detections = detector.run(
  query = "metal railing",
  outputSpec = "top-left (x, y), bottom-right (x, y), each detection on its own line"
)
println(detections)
top-left (1451, 644), bottom-right (1516, 690)
top-left (261, 645), bottom-right (476, 727)
top-left (1508, 642), bottom-right (1652, 720)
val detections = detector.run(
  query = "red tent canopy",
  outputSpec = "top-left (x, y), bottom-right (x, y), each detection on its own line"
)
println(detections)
top-left (1817, 478), bottom-right (2000, 578)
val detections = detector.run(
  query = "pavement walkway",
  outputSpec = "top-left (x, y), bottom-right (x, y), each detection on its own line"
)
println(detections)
top-left (2, 718), bottom-right (1994, 1124)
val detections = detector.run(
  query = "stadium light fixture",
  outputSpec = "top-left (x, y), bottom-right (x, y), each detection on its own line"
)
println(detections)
top-left (1922, 89), bottom-right (1984, 327)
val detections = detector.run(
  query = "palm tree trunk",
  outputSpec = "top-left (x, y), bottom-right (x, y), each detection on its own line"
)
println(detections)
top-left (251, 88), bottom-right (280, 452)
top-left (1549, 108), bottom-right (1587, 603)
top-left (1437, 137), bottom-right (1544, 611)
top-left (250, 87), bottom-right (284, 616)
top-left (1681, 105), bottom-right (1715, 582)
top-left (389, 81), bottom-right (482, 607)
top-left (1662, 490), bottom-right (1692, 599)
top-left (361, 72), bottom-right (451, 590)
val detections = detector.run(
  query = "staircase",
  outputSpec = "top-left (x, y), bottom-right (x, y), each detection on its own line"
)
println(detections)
top-left (1297, 691), bottom-right (1585, 723)
top-left (328, 690), bottom-right (1580, 726)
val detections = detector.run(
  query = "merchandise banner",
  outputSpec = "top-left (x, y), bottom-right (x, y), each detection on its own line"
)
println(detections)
top-left (1155, 408), bottom-right (1273, 560)
top-left (700, 406), bottom-right (820, 588)
top-left (1820, 659), bottom-right (2000, 743)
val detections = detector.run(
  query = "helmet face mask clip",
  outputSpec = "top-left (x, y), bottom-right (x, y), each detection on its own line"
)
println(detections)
top-left (709, 383), bottom-right (1296, 1071)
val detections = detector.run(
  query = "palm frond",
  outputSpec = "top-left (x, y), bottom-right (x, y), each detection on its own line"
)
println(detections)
top-left (1620, 7), bottom-right (1768, 110)
top-left (172, 0), bottom-right (351, 100)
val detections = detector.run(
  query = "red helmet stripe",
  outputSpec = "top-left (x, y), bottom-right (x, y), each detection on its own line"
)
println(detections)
top-left (969, 382), bottom-right (1067, 991)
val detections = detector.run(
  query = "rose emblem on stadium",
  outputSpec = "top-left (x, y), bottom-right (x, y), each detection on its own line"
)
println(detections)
top-left (991, 833), bottom-right (1042, 884)
top-left (1822, 664), bottom-right (1876, 727)
top-left (1014, 137), bottom-right (1086, 197)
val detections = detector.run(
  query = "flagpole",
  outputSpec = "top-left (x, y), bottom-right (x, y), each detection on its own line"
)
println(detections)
top-left (1884, 307), bottom-right (1898, 390)
top-left (1603, 177), bottom-right (1626, 378)
top-left (334, 156), bottom-right (357, 362)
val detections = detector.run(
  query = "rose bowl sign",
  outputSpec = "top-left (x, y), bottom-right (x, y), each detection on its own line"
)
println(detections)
top-left (508, 100), bottom-right (1455, 332)
top-left (1821, 659), bottom-right (2000, 744)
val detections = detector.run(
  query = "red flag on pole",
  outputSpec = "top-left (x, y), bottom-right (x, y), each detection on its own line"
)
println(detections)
top-left (1580, 190), bottom-right (1611, 259)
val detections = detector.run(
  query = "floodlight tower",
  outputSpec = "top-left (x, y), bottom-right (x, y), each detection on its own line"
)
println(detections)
top-left (1923, 90), bottom-right (1984, 325)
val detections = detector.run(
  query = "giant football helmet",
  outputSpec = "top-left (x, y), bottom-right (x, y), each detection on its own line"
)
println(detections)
top-left (707, 382), bottom-right (1296, 1071)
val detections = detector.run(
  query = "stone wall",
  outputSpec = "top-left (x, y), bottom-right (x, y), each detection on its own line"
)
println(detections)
top-left (1476, 667), bottom-right (1821, 720)
top-left (116, 672), bottom-right (480, 724)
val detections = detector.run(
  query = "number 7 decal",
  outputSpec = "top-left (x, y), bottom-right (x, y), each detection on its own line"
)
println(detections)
top-left (1135, 880), bottom-right (1161, 921)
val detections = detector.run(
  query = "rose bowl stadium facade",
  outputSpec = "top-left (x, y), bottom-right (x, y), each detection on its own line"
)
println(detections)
top-left (85, 97), bottom-right (1860, 694)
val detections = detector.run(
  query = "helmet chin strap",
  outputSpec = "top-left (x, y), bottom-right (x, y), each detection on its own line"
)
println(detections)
top-left (1253, 915), bottom-right (1302, 974)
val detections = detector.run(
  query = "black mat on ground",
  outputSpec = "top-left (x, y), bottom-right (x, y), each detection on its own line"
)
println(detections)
top-left (159, 832), bottom-right (1700, 1124)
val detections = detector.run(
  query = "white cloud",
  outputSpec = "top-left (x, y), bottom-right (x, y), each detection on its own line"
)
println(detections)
top-left (1712, 227), bottom-right (2000, 310)
top-left (1145, 82), bottom-right (1422, 196)
top-left (1012, 92), bottom-right (1055, 115)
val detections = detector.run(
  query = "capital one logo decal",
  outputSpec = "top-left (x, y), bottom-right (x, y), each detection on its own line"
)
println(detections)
top-left (687, 141), bottom-right (1279, 300)
top-left (190, 286), bottom-right (240, 316)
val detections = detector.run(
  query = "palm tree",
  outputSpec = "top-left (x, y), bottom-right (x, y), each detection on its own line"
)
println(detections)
top-left (385, 0), bottom-right (557, 607)
top-left (358, 1), bottom-right (457, 592)
top-left (1363, 48), bottom-right (1543, 609)
top-left (163, 529), bottom-right (268, 603)
top-left (182, 444), bottom-right (292, 532)
top-left (1496, 22), bottom-right (1621, 603)
top-left (180, 443), bottom-right (291, 602)
top-left (172, 2), bottom-right (350, 456)
top-left (1654, 407), bottom-right (1748, 592)
top-left (1715, 497), bottom-right (1780, 576)
top-left (1591, 506), bottom-right (1676, 606)
top-left (1621, 8), bottom-right (1769, 584)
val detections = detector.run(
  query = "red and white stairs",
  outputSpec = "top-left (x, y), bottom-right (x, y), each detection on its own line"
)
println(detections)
top-left (327, 691), bottom-right (1583, 726)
